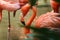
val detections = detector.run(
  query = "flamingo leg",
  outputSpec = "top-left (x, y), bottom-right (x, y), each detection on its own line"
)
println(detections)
top-left (13, 10), bottom-right (17, 17)
top-left (20, 13), bottom-right (25, 25)
top-left (8, 12), bottom-right (11, 40)
top-left (0, 9), bottom-right (2, 22)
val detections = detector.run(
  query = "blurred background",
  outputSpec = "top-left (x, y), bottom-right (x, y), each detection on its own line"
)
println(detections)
top-left (0, 0), bottom-right (52, 40)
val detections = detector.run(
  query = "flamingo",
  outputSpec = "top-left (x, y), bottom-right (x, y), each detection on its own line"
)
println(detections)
top-left (0, 0), bottom-right (21, 40)
top-left (0, 1), bottom-right (20, 40)
top-left (25, 11), bottom-right (60, 40)
top-left (35, 11), bottom-right (60, 28)
top-left (0, 0), bottom-right (29, 22)
top-left (50, 0), bottom-right (60, 13)
top-left (20, 0), bottom-right (38, 35)
top-left (0, 0), bottom-right (20, 21)
top-left (0, 0), bottom-right (30, 40)
top-left (0, 0), bottom-right (31, 39)
top-left (21, 11), bottom-right (60, 38)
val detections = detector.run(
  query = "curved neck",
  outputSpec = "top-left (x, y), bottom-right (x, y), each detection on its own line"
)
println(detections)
top-left (25, 6), bottom-right (36, 26)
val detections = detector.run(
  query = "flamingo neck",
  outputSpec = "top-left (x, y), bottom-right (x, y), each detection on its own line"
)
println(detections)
top-left (25, 6), bottom-right (36, 26)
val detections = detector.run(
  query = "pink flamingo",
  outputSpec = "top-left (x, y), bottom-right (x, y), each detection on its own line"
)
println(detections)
top-left (35, 11), bottom-right (60, 28)
top-left (22, 0), bottom-right (60, 35)
top-left (29, 11), bottom-right (60, 40)
top-left (0, 0), bottom-right (21, 40)
top-left (20, 0), bottom-right (38, 35)
top-left (0, 0), bottom-right (29, 22)
top-left (50, 0), bottom-right (60, 13)
top-left (0, 0), bottom-right (20, 21)
top-left (0, 0), bottom-right (29, 40)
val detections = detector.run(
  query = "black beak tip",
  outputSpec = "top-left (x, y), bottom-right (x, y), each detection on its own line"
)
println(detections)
top-left (21, 21), bottom-right (25, 25)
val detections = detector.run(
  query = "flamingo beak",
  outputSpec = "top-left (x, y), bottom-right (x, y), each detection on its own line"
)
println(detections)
top-left (21, 21), bottom-right (25, 25)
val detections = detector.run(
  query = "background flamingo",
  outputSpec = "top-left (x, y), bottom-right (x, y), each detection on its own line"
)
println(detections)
top-left (35, 11), bottom-right (60, 28)
top-left (0, 0), bottom-right (30, 40)
top-left (0, 0), bottom-right (20, 22)
top-left (0, 0), bottom-right (29, 22)
top-left (50, 0), bottom-right (60, 13)
top-left (20, 0), bottom-right (38, 35)
top-left (34, 12), bottom-right (60, 40)
top-left (0, 0), bottom-right (21, 40)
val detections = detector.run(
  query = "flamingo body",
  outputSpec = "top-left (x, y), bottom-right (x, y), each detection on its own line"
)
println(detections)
top-left (0, 0), bottom-right (29, 21)
top-left (35, 12), bottom-right (60, 28)
top-left (0, 0), bottom-right (21, 21)
top-left (0, 0), bottom-right (20, 11)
